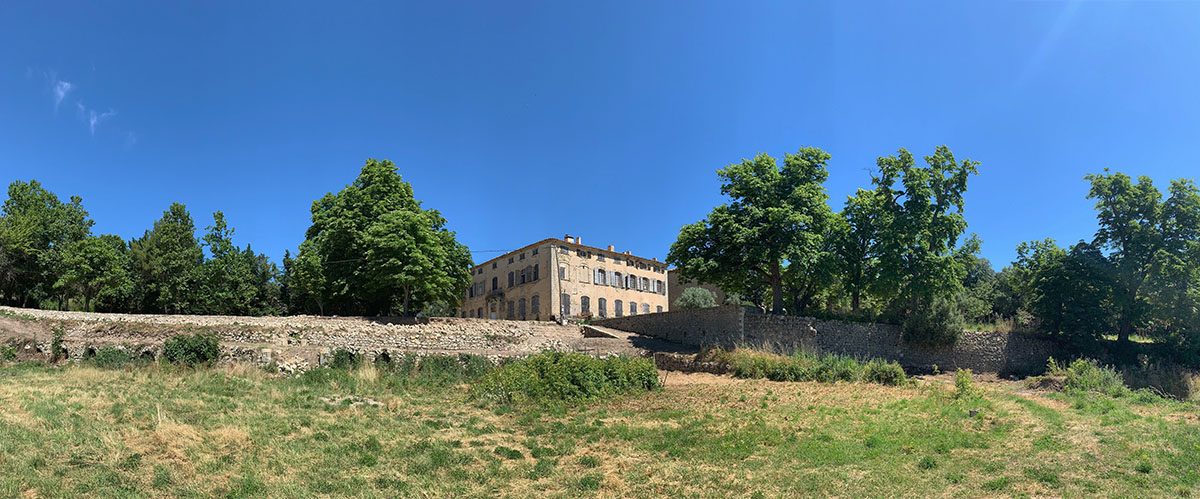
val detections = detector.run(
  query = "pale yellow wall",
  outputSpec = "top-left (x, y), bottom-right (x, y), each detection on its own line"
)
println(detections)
top-left (458, 237), bottom-right (670, 321)
top-left (458, 243), bottom-right (553, 320)
top-left (550, 242), bottom-right (669, 319)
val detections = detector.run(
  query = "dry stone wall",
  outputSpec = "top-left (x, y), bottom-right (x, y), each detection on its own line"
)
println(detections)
top-left (597, 305), bottom-right (1064, 375)
top-left (0, 306), bottom-right (616, 372)
top-left (592, 306), bottom-right (744, 347)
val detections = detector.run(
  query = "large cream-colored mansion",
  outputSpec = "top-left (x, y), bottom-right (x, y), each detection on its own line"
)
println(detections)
top-left (459, 235), bottom-right (669, 321)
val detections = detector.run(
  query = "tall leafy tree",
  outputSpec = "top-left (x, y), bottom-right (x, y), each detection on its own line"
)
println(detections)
top-left (1084, 172), bottom-right (1200, 345)
top-left (296, 158), bottom-right (472, 315)
top-left (832, 189), bottom-right (884, 313)
top-left (668, 148), bottom-right (834, 314)
top-left (870, 146), bottom-right (978, 316)
top-left (133, 203), bottom-right (203, 314)
top-left (1013, 239), bottom-right (1114, 342)
top-left (0, 180), bottom-right (93, 307)
top-left (57, 234), bottom-right (134, 312)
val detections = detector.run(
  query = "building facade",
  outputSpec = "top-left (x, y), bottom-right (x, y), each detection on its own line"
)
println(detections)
top-left (459, 235), bottom-right (669, 321)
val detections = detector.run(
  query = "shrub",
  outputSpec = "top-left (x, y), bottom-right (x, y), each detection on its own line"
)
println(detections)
top-left (472, 352), bottom-right (659, 404)
top-left (862, 359), bottom-right (908, 386)
top-left (327, 349), bottom-right (358, 370)
top-left (710, 349), bottom-right (907, 386)
top-left (90, 346), bottom-right (133, 369)
top-left (902, 297), bottom-right (964, 346)
top-left (1, 345), bottom-right (15, 362)
top-left (51, 326), bottom-right (66, 362)
top-left (674, 287), bottom-right (717, 310)
top-left (1056, 358), bottom-right (1127, 397)
top-left (162, 333), bottom-right (220, 366)
top-left (954, 369), bottom-right (977, 399)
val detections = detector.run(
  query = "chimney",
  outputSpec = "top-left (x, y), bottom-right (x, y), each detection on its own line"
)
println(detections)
top-left (624, 251), bottom-right (631, 255)
top-left (607, 245), bottom-right (615, 251)
top-left (563, 234), bottom-right (574, 244)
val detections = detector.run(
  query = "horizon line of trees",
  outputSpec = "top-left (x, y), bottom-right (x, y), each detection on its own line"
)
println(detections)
top-left (0, 159), bottom-right (470, 317)
top-left (668, 146), bottom-right (1199, 366)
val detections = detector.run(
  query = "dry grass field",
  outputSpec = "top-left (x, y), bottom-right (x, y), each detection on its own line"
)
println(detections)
top-left (0, 357), bottom-right (1197, 497)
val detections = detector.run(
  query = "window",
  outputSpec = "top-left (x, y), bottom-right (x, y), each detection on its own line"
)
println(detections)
top-left (641, 277), bottom-right (650, 291)
top-left (642, 304), bottom-right (650, 314)
top-left (531, 295), bottom-right (540, 315)
top-left (520, 268), bottom-right (527, 284)
top-left (518, 298), bottom-right (526, 319)
top-left (533, 264), bottom-right (539, 281)
top-left (559, 266), bottom-right (567, 280)
top-left (532, 248), bottom-right (539, 255)
top-left (508, 257), bottom-right (514, 264)
top-left (492, 262), bottom-right (497, 269)
top-left (598, 254), bottom-right (605, 262)
top-left (508, 272), bottom-right (514, 288)
top-left (581, 296), bottom-right (591, 315)
top-left (598, 298), bottom-right (607, 318)
top-left (577, 250), bottom-right (587, 257)
top-left (561, 293), bottom-right (571, 317)
top-left (594, 268), bottom-right (604, 285)
top-left (461, 311), bottom-right (466, 318)
top-left (492, 277), bottom-right (498, 290)
top-left (657, 306), bottom-right (663, 313)
top-left (615, 257), bottom-right (623, 265)
top-left (519, 252), bottom-right (525, 261)
top-left (614, 272), bottom-right (622, 288)
top-left (469, 285), bottom-right (474, 298)
top-left (506, 300), bottom-right (514, 319)
top-left (629, 302), bottom-right (637, 315)
top-left (477, 307), bottom-right (482, 318)
top-left (625, 275), bottom-right (634, 288)
top-left (656, 280), bottom-right (665, 294)
top-left (615, 300), bottom-right (623, 317)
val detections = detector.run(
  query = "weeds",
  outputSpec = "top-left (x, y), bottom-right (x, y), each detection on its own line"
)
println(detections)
top-left (704, 349), bottom-right (908, 386)
top-left (163, 333), bottom-right (219, 365)
top-left (472, 351), bottom-right (659, 405)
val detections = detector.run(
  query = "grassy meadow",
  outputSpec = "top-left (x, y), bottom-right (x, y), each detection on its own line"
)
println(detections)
top-left (0, 353), bottom-right (1197, 497)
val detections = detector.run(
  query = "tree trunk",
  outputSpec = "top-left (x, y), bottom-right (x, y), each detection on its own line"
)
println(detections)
top-left (402, 287), bottom-right (411, 316)
top-left (851, 290), bottom-right (861, 313)
top-left (770, 260), bottom-right (783, 315)
top-left (84, 293), bottom-right (90, 314)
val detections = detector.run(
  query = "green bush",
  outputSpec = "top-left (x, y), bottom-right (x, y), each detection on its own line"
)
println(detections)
top-left (162, 333), bottom-right (220, 366)
top-left (674, 287), bottom-right (717, 310)
top-left (902, 297), bottom-right (964, 346)
top-left (1, 345), bottom-right (15, 362)
top-left (327, 349), bottom-right (358, 370)
top-left (90, 346), bottom-right (133, 369)
top-left (954, 369), bottom-right (977, 399)
top-left (1054, 358), bottom-right (1128, 397)
top-left (862, 359), bottom-right (908, 386)
top-left (709, 349), bottom-right (907, 386)
top-left (472, 352), bottom-right (659, 404)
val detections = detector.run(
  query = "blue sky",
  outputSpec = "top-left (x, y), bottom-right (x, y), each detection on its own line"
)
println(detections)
top-left (2, 1), bottom-right (1199, 269)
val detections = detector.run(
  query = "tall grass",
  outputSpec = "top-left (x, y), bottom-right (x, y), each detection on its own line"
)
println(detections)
top-left (703, 348), bottom-right (908, 386)
top-left (472, 351), bottom-right (659, 404)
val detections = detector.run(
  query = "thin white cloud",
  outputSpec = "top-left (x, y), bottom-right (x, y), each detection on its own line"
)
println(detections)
top-left (76, 101), bottom-right (116, 135)
top-left (53, 80), bottom-right (73, 110)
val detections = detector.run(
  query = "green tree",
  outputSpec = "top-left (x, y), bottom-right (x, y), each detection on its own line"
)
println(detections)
top-left (668, 148), bottom-right (834, 314)
top-left (201, 211), bottom-right (258, 315)
top-left (297, 159), bottom-right (472, 315)
top-left (1013, 239), bottom-right (1114, 342)
top-left (0, 180), bottom-right (93, 308)
top-left (832, 189), bottom-right (883, 313)
top-left (674, 287), bottom-right (717, 310)
top-left (133, 203), bottom-right (203, 314)
top-left (1084, 172), bottom-right (1200, 345)
top-left (56, 234), bottom-right (134, 312)
top-left (870, 146), bottom-right (978, 319)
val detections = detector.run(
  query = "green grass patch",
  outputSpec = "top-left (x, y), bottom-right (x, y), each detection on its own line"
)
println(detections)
top-left (472, 351), bottom-right (659, 405)
top-left (704, 348), bottom-right (908, 386)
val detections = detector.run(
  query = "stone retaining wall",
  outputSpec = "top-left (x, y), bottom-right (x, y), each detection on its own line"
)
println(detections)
top-left (597, 306), bottom-right (1064, 375)
top-left (591, 306), bottom-right (744, 346)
